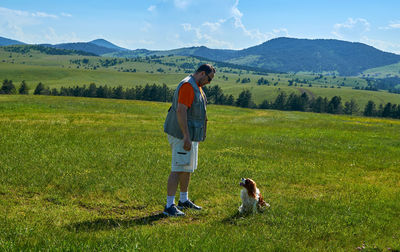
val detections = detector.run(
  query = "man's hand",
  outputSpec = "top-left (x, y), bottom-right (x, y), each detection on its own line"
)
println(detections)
top-left (183, 135), bottom-right (191, 151)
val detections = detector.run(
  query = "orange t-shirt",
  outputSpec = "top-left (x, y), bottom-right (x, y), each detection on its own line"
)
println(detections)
top-left (178, 82), bottom-right (205, 108)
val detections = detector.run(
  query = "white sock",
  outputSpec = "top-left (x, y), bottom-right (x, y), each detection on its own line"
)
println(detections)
top-left (166, 196), bottom-right (175, 208)
top-left (180, 192), bottom-right (188, 202)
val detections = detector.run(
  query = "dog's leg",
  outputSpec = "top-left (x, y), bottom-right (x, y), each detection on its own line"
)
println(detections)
top-left (238, 205), bottom-right (244, 214)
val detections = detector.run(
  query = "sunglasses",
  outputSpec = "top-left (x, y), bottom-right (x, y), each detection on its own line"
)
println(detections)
top-left (205, 72), bottom-right (212, 82)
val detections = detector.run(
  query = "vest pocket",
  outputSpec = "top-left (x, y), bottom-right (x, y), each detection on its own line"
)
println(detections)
top-left (188, 120), bottom-right (204, 141)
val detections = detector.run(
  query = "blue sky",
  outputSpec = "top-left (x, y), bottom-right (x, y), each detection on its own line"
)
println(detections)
top-left (0, 0), bottom-right (399, 53)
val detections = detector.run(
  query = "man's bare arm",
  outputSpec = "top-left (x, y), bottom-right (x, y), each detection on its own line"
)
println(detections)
top-left (177, 103), bottom-right (191, 151)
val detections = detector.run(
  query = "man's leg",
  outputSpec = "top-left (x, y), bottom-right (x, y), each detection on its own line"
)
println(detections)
top-left (179, 172), bottom-right (191, 202)
top-left (177, 172), bottom-right (201, 210)
top-left (167, 172), bottom-right (180, 205)
top-left (164, 172), bottom-right (185, 216)
top-left (178, 172), bottom-right (191, 192)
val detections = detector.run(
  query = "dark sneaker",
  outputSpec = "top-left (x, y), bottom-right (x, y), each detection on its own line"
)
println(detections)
top-left (178, 199), bottom-right (202, 210)
top-left (163, 204), bottom-right (185, 217)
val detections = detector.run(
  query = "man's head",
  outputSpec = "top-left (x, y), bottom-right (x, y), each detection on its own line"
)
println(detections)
top-left (194, 64), bottom-right (215, 87)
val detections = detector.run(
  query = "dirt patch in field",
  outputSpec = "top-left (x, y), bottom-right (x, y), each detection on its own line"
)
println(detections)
top-left (296, 87), bottom-right (315, 99)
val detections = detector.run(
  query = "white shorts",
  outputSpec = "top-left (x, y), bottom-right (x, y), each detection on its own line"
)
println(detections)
top-left (168, 134), bottom-right (198, 173)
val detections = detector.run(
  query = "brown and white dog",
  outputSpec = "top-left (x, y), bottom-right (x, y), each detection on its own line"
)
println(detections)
top-left (239, 178), bottom-right (270, 214)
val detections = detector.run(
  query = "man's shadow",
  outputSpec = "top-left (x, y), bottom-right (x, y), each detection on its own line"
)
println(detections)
top-left (67, 211), bottom-right (167, 232)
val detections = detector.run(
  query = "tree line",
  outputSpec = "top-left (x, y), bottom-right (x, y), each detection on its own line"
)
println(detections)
top-left (2, 79), bottom-right (400, 119)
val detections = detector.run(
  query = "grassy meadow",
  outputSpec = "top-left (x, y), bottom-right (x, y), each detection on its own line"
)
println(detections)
top-left (1, 95), bottom-right (400, 250)
top-left (3, 46), bottom-right (400, 108)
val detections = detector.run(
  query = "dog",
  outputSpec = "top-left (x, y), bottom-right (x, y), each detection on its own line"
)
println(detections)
top-left (238, 178), bottom-right (270, 214)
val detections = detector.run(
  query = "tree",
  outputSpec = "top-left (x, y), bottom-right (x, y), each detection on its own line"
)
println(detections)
top-left (327, 96), bottom-right (343, 114)
top-left (87, 83), bottom-right (97, 97)
top-left (363, 100), bottom-right (376, 117)
top-left (382, 102), bottom-right (394, 118)
top-left (273, 92), bottom-right (287, 110)
top-left (112, 86), bottom-right (125, 99)
top-left (18, 80), bottom-right (29, 94)
top-left (236, 90), bottom-right (253, 108)
top-left (208, 85), bottom-right (225, 105)
top-left (34, 82), bottom-right (45, 95)
top-left (286, 93), bottom-right (301, 111)
top-left (1, 79), bottom-right (16, 94)
top-left (259, 99), bottom-right (270, 109)
top-left (225, 95), bottom-right (235, 106)
top-left (343, 99), bottom-right (359, 115)
top-left (51, 88), bottom-right (59, 96)
top-left (299, 92), bottom-right (309, 111)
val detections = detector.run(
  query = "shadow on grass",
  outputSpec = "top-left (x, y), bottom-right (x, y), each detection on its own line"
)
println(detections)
top-left (67, 211), bottom-right (167, 232)
top-left (221, 211), bottom-right (248, 225)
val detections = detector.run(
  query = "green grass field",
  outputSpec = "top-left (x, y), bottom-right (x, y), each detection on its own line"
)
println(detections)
top-left (1, 95), bottom-right (399, 250)
top-left (361, 62), bottom-right (400, 78)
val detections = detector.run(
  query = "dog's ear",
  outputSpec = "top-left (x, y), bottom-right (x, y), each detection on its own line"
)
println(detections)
top-left (245, 179), bottom-right (257, 199)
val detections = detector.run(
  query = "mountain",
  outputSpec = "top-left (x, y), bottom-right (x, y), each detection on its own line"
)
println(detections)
top-left (89, 39), bottom-right (128, 51)
top-left (0, 36), bottom-right (26, 46)
top-left (231, 38), bottom-right (400, 75)
top-left (110, 37), bottom-right (400, 76)
top-left (2, 35), bottom-right (400, 76)
top-left (40, 42), bottom-right (117, 56)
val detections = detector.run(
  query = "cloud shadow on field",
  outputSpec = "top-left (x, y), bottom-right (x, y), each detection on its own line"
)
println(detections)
top-left (67, 212), bottom-right (167, 232)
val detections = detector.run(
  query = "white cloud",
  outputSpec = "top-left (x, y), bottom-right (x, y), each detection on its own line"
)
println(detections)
top-left (389, 23), bottom-right (400, 29)
top-left (179, 1), bottom-right (289, 49)
top-left (379, 21), bottom-right (400, 30)
top-left (148, 5), bottom-right (156, 12)
top-left (43, 27), bottom-right (79, 44)
top-left (180, 21), bottom-right (234, 49)
top-left (32, 12), bottom-right (58, 18)
top-left (0, 7), bottom-right (79, 44)
top-left (61, 12), bottom-right (72, 18)
top-left (140, 22), bottom-right (152, 32)
top-left (0, 7), bottom-right (40, 40)
top-left (360, 36), bottom-right (400, 55)
top-left (332, 18), bottom-right (370, 40)
top-left (174, 0), bottom-right (191, 9)
top-left (271, 28), bottom-right (289, 37)
top-left (202, 20), bottom-right (226, 32)
top-left (230, 0), bottom-right (268, 43)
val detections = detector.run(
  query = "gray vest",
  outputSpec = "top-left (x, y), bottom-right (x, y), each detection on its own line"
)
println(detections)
top-left (164, 75), bottom-right (207, 142)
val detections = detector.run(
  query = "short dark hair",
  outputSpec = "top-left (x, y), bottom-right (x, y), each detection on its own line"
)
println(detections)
top-left (196, 64), bottom-right (215, 75)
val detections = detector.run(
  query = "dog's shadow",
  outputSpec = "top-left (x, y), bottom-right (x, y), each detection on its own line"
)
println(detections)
top-left (67, 211), bottom-right (167, 232)
top-left (221, 211), bottom-right (251, 225)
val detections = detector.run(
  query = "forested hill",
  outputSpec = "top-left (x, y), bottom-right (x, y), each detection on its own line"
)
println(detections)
top-left (112, 37), bottom-right (400, 76)
top-left (2, 35), bottom-right (400, 76)
top-left (0, 36), bottom-right (25, 46)
top-left (233, 38), bottom-right (400, 75)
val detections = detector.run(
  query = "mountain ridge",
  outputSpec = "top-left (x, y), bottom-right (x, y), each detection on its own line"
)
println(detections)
top-left (0, 36), bottom-right (26, 46)
top-left (1, 36), bottom-right (399, 75)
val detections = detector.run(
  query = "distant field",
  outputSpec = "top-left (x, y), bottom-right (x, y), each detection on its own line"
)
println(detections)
top-left (361, 61), bottom-right (400, 78)
top-left (1, 95), bottom-right (400, 250)
top-left (2, 46), bottom-right (400, 108)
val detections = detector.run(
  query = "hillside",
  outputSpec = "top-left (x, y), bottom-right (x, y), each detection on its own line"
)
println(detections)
top-left (111, 38), bottom-right (400, 76)
top-left (0, 36), bottom-right (25, 46)
top-left (41, 42), bottom-right (117, 56)
top-left (235, 38), bottom-right (400, 76)
top-left (2, 35), bottom-right (400, 76)
top-left (2, 44), bottom-right (400, 108)
top-left (89, 39), bottom-right (129, 51)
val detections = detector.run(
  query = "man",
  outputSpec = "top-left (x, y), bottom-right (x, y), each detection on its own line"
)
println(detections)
top-left (163, 64), bottom-right (215, 216)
